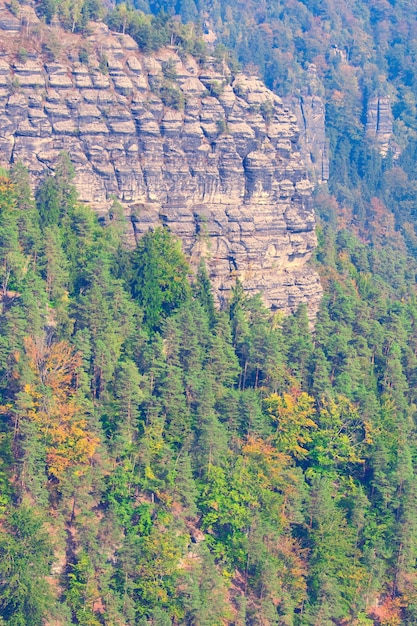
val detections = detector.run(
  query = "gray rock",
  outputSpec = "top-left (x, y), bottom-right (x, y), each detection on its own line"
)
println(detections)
top-left (0, 9), bottom-right (20, 30)
top-left (0, 29), bottom-right (322, 320)
top-left (366, 96), bottom-right (393, 156)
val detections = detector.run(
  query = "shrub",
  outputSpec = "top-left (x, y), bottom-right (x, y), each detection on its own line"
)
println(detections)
top-left (159, 84), bottom-right (185, 111)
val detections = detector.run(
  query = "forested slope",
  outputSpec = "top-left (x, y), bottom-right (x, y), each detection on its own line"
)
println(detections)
top-left (1, 153), bottom-right (417, 625)
top-left (2, 0), bottom-right (417, 624)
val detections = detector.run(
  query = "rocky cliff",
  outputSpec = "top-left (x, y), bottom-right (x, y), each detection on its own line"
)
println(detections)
top-left (366, 96), bottom-right (393, 156)
top-left (0, 8), bottom-right (322, 318)
top-left (285, 65), bottom-right (329, 185)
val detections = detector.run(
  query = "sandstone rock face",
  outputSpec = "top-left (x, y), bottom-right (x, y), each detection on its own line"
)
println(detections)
top-left (366, 96), bottom-right (393, 156)
top-left (285, 66), bottom-right (329, 185)
top-left (291, 95), bottom-right (329, 184)
top-left (0, 16), bottom-right (322, 319)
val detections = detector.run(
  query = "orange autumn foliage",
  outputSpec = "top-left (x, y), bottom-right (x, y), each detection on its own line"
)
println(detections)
top-left (368, 596), bottom-right (403, 626)
top-left (242, 435), bottom-right (290, 489)
top-left (22, 336), bottom-right (98, 480)
top-left (241, 434), bottom-right (305, 528)
top-left (368, 197), bottom-right (406, 251)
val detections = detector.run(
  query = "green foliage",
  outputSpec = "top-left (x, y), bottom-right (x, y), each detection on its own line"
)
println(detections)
top-left (35, 0), bottom-right (57, 23)
top-left (158, 82), bottom-right (185, 110)
top-left (0, 433), bottom-right (12, 514)
top-left (4, 0), bottom-right (417, 607)
top-left (130, 227), bottom-right (190, 330)
top-left (107, 7), bottom-right (171, 50)
top-left (0, 193), bottom-right (21, 293)
top-left (0, 507), bottom-right (53, 625)
top-left (78, 47), bottom-right (89, 64)
top-left (0, 161), bottom-right (414, 623)
top-left (66, 551), bottom-right (102, 625)
top-left (36, 153), bottom-right (76, 229)
top-left (106, 4), bottom-right (205, 54)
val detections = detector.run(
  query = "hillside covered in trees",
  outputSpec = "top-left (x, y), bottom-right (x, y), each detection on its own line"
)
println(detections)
top-left (2, 0), bottom-right (417, 625)
top-left (1, 153), bottom-right (417, 624)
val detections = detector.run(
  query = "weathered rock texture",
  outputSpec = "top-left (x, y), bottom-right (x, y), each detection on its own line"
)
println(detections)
top-left (366, 96), bottom-right (393, 156)
top-left (0, 14), bottom-right (322, 318)
top-left (289, 94), bottom-right (329, 184)
top-left (285, 66), bottom-right (329, 185)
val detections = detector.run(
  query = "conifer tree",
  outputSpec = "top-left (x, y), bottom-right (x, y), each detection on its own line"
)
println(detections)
top-left (131, 228), bottom-right (190, 331)
top-left (0, 507), bottom-right (53, 625)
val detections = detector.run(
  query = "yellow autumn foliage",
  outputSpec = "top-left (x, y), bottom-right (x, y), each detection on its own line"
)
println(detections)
top-left (21, 336), bottom-right (98, 480)
top-left (264, 390), bottom-right (317, 458)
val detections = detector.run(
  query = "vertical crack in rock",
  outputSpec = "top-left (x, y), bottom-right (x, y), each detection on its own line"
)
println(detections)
top-left (366, 95), bottom-right (393, 156)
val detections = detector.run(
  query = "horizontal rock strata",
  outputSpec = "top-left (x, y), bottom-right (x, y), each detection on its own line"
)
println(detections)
top-left (0, 15), bottom-right (322, 318)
